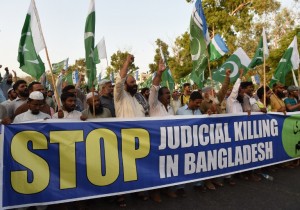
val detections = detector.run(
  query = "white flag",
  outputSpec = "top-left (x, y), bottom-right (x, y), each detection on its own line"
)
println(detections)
top-left (94, 37), bottom-right (107, 64)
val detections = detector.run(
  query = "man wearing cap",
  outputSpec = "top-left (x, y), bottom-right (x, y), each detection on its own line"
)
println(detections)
top-left (1, 88), bottom-right (17, 119)
top-left (284, 86), bottom-right (300, 112)
top-left (82, 92), bottom-right (111, 119)
top-left (200, 69), bottom-right (231, 114)
top-left (99, 79), bottom-right (115, 117)
top-left (13, 91), bottom-right (50, 123)
top-left (14, 82), bottom-right (52, 118)
top-left (0, 67), bottom-right (16, 99)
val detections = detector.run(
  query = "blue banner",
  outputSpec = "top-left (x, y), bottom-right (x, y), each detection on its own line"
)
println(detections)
top-left (2, 113), bottom-right (300, 208)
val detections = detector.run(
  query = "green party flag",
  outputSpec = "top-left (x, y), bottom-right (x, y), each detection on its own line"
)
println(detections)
top-left (208, 34), bottom-right (229, 61)
top-left (159, 47), bottom-right (175, 92)
top-left (212, 47), bottom-right (251, 83)
top-left (52, 58), bottom-right (69, 74)
top-left (269, 36), bottom-right (299, 87)
top-left (62, 70), bottom-right (73, 85)
top-left (84, 0), bottom-right (96, 88)
top-left (94, 37), bottom-right (107, 64)
top-left (190, 0), bottom-right (210, 88)
top-left (17, 0), bottom-right (45, 80)
top-left (248, 28), bottom-right (269, 69)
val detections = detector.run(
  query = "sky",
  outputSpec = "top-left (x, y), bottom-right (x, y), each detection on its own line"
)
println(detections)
top-left (0, 0), bottom-right (296, 78)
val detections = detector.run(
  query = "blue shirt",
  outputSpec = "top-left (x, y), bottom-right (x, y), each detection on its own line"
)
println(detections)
top-left (176, 104), bottom-right (202, 115)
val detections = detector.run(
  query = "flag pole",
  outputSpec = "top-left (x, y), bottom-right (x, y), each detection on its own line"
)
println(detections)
top-left (206, 49), bottom-right (213, 90)
top-left (32, 0), bottom-right (61, 110)
top-left (263, 55), bottom-right (266, 107)
top-left (298, 67), bottom-right (300, 100)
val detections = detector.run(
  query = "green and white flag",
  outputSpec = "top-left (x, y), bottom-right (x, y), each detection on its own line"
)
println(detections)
top-left (212, 47), bottom-right (251, 83)
top-left (248, 28), bottom-right (269, 69)
top-left (159, 47), bottom-right (175, 92)
top-left (208, 34), bottom-right (229, 61)
top-left (52, 58), bottom-right (69, 74)
top-left (190, 0), bottom-right (209, 88)
top-left (94, 37), bottom-right (107, 64)
top-left (17, 0), bottom-right (45, 80)
top-left (84, 0), bottom-right (96, 88)
top-left (269, 36), bottom-right (299, 87)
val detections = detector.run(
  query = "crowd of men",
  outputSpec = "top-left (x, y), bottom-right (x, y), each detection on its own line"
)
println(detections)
top-left (0, 57), bottom-right (299, 209)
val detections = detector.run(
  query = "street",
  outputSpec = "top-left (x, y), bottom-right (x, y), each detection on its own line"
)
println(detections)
top-left (77, 165), bottom-right (300, 210)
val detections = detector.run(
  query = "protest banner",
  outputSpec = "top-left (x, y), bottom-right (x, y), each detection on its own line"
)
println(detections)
top-left (1, 112), bottom-right (300, 209)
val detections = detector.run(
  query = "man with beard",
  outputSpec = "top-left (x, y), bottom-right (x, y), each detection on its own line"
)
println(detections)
top-left (62, 85), bottom-right (84, 111)
top-left (240, 81), bottom-right (260, 113)
top-left (13, 91), bottom-right (50, 123)
top-left (148, 59), bottom-right (177, 202)
top-left (82, 92), bottom-right (111, 119)
top-left (283, 85), bottom-right (300, 112)
top-left (53, 92), bottom-right (85, 120)
top-left (270, 83), bottom-right (286, 112)
top-left (149, 59), bottom-right (173, 117)
top-left (141, 87), bottom-right (150, 101)
top-left (0, 67), bottom-right (16, 99)
top-left (10, 80), bottom-right (29, 113)
top-left (200, 69), bottom-right (231, 114)
top-left (114, 54), bottom-right (148, 118)
top-left (1, 88), bottom-right (17, 119)
top-left (12, 92), bottom-right (50, 210)
top-left (256, 86), bottom-right (272, 113)
top-left (114, 54), bottom-right (149, 206)
top-left (99, 79), bottom-right (115, 117)
top-left (14, 82), bottom-right (52, 118)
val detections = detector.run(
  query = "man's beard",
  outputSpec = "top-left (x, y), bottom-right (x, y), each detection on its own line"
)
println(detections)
top-left (19, 89), bottom-right (29, 98)
top-left (127, 85), bottom-right (138, 96)
top-left (6, 80), bottom-right (13, 85)
top-left (31, 110), bottom-right (40, 115)
top-left (276, 91), bottom-right (285, 99)
top-left (89, 105), bottom-right (104, 115)
top-left (64, 106), bottom-right (75, 113)
top-left (208, 95), bottom-right (219, 104)
top-left (237, 94), bottom-right (244, 104)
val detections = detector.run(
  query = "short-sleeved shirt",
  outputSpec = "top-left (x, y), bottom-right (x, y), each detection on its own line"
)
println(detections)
top-left (284, 97), bottom-right (299, 112)
top-left (176, 104), bottom-right (202, 115)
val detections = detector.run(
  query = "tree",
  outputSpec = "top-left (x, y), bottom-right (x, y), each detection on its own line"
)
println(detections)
top-left (148, 39), bottom-right (170, 74)
top-left (68, 58), bottom-right (86, 75)
top-left (168, 32), bottom-right (192, 81)
top-left (106, 50), bottom-right (139, 78)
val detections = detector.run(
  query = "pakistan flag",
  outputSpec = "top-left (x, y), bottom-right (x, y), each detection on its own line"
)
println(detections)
top-left (269, 36), bottom-right (299, 87)
top-left (213, 47), bottom-right (251, 83)
top-left (84, 0), bottom-right (96, 88)
top-left (18, 0), bottom-right (45, 80)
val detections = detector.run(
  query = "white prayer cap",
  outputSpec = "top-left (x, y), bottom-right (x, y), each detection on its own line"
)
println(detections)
top-left (7, 87), bottom-right (14, 94)
top-left (29, 91), bottom-right (44, 100)
top-left (98, 79), bottom-right (111, 90)
top-left (86, 92), bottom-right (98, 101)
top-left (202, 86), bottom-right (213, 93)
